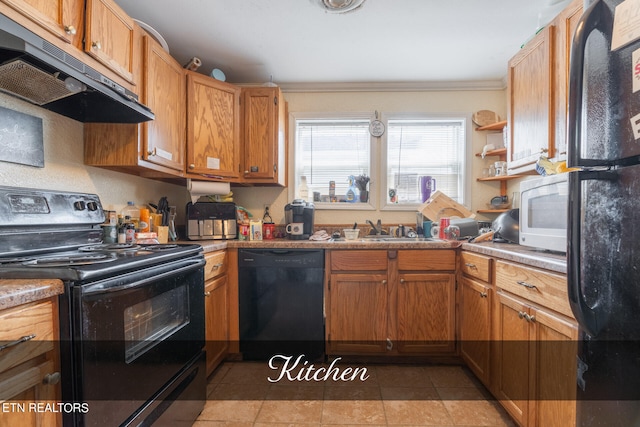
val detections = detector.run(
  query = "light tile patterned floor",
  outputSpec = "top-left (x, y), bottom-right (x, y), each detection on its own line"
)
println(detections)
top-left (194, 361), bottom-right (516, 426)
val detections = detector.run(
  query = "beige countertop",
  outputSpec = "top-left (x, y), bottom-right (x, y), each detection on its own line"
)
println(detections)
top-left (0, 279), bottom-right (64, 311)
top-left (225, 238), bottom-right (460, 250)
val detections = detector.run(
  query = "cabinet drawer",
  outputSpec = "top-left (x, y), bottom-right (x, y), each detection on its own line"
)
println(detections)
top-left (0, 301), bottom-right (55, 373)
top-left (204, 250), bottom-right (227, 281)
top-left (460, 252), bottom-right (492, 282)
top-left (495, 260), bottom-right (572, 318)
top-left (397, 250), bottom-right (456, 271)
top-left (330, 250), bottom-right (387, 271)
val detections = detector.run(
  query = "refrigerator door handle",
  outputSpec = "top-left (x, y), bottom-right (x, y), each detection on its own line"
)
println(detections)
top-left (568, 0), bottom-right (608, 168)
top-left (567, 170), bottom-right (616, 337)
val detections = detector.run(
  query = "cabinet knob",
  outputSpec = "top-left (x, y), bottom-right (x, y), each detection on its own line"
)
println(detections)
top-left (189, 164), bottom-right (195, 170)
top-left (382, 279), bottom-right (387, 285)
top-left (204, 291), bottom-right (211, 297)
top-left (540, 148), bottom-right (549, 153)
top-left (480, 292), bottom-right (488, 298)
top-left (518, 311), bottom-right (525, 319)
top-left (64, 25), bottom-right (77, 35)
top-left (147, 147), bottom-right (157, 156)
top-left (43, 372), bottom-right (61, 385)
top-left (244, 170), bottom-right (249, 174)
top-left (524, 313), bottom-right (536, 323)
top-left (386, 338), bottom-right (393, 351)
top-left (91, 41), bottom-right (102, 50)
top-left (399, 278), bottom-right (405, 284)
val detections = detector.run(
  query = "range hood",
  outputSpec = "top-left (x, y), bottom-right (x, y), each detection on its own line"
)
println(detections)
top-left (0, 14), bottom-right (154, 123)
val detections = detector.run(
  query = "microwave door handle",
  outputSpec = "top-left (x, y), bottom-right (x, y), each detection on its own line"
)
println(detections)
top-left (568, 0), bottom-right (607, 168)
top-left (568, 170), bottom-right (617, 336)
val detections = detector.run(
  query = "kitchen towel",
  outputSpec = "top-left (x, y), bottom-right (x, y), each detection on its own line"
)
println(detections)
top-left (187, 179), bottom-right (231, 204)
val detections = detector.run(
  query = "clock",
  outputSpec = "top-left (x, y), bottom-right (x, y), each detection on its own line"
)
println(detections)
top-left (369, 119), bottom-right (385, 137)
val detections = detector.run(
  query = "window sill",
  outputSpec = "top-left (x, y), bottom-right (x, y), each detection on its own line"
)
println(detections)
top-left (312, 202), bottom-right (376, 211)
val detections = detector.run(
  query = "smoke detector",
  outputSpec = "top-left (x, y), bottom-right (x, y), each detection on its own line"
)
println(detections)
top-left (315, 0), bottom-right (366, 14)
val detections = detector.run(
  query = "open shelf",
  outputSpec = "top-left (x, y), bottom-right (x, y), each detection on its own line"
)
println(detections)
top-left (475, 147), bottom-right (507, 157)
top-left (477, 175), bottom-right (522, 182)
top-left (476, 120), bottom-right (507, 131)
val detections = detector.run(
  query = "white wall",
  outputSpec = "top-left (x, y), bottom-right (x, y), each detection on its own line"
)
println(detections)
top-left (232, 88), bottom-right (508, 227)
top-left (0, 93), bottom-right (191, 221)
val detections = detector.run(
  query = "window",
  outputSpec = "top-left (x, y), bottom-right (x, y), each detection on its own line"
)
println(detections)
top-left (293, 113), bottom-right (374, 208)
top-left (383, 115), bottom-right (469, 208)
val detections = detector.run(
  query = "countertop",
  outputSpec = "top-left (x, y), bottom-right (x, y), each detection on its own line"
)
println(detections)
top-left (189, 238), bottom-right (566, 273)
top-left (0, 279), bottom-right (64, 311)
top-left (461, 241), bottom-right (567, 274)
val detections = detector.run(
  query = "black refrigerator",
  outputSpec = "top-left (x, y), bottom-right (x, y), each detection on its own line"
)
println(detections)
top-left (567, 0), bottom-right (640, 425)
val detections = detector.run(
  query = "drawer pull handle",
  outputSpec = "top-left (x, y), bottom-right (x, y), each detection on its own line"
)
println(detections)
top-left (480, 292), bottom-right (488, 298)
top-left (211, 263), bottom-right (223, 270)
top-left (43, 372), bottom-right (61, 385)
top-left (516, 280), bottom-right (537, 290)
top-left (0, 334), bottom-right (36, 351)
top-left (386, 338), bottom-right (393, 351)
top-left (465, 263), bottom-right (477, 269)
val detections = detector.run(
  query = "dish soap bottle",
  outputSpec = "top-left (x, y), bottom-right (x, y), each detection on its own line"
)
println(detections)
top-left (345, 176), bottom-right (359, 203)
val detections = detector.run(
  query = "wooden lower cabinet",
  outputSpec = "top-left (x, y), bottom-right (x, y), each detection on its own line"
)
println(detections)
top-left (0, 298), bottom-right (61, 427)
top-left (203, 250), bottom-right (229, 376)
top-left (493, 290), bottom-right (577, 427)
top-left (459, 276), bottom-right (492, 386)
top-left (327, 272), bottom-right (388, 354)
top-left (326, 249), bottom-right (456, 356)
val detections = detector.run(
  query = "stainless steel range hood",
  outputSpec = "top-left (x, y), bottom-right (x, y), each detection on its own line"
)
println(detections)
top-left (0, 14), bottom-right (154, 123)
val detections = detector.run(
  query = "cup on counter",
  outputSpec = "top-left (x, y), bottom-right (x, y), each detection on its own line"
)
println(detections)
top-left (422, 221), bottom-right (433, 238)
top-left (101, 225), bottom-right (117, 243)
top-left (286, 222), bottom-right (304, 235)
top-left (438, 217), bottom-right (450, 239)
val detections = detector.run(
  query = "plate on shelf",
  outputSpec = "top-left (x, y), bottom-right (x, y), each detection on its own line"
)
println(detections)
top-left (134, 19), bottom-right (170, 53)
top-left (472, 110), bottom-right (500, 127)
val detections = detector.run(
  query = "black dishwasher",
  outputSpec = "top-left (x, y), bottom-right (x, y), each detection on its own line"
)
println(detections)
top-left (238, 249), bottom-right (325, 360)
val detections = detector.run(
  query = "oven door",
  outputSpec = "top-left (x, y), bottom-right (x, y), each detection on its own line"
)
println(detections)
top-left (65, 256), bottom-right (205, 427)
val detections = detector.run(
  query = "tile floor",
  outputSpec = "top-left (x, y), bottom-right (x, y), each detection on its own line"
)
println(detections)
top-left (194, 360), bottom-right (516, 426)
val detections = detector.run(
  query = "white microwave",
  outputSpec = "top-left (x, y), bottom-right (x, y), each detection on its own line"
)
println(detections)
top-left (519, 174), bottom-right (568, 253)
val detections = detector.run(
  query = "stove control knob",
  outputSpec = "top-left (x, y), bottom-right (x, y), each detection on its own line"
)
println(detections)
top-left (87, 201), bottom-right (98, 211)
top-left (74, 201), bottom-right (86, 210)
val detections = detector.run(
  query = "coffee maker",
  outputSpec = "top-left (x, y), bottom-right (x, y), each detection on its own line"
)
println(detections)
top-left (284, 199), bottom-right (315, 240)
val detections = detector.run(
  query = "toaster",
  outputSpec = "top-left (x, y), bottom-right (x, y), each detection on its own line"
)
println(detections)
top-left (186, 202), bottom-right (237, 240)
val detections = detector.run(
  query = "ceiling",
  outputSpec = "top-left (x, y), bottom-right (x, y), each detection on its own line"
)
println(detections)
top-left (115, 0), bottom-right (574, 91)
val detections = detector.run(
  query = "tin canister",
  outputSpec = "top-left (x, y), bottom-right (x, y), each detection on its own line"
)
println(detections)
top-left (263, 223), bottom-right (275, 239)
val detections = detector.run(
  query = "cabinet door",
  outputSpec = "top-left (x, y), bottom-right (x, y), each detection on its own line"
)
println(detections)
top-left (494, 291), bottom-right (531, 427)
top-left (460, 277), bottom-right (492, 386)
top-left (552, 0), bottom-right (583, 161)
top-left (141, 36), bottom-right (185, 172)
top-left (1, 0), bottom-right (83, 44)
top-left (205, 275), bottom-right (229, 376)
top-left (85, 0), bottom-right (135, 83)
top-left (396, 273), bottom-right (455, 353)
top-left (327, 273), bottom-right (388, 354)
top-left (242, 87), bottom-right (286, 183)
top-left (529, 308), bottom-right (578, 427)
top-left (507, 25), bottom-right (554, 173)
top-left (187, 72), bottom-right (241, 179)
top-left (0, 360), bottom-right (60, 427)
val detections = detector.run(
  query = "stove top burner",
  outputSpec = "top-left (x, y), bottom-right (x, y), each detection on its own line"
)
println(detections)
top-left (140, 244), bottom-right (179, 251)
top-left (20, 252), bottom-right (118, 267)
top-left (79, 243), bottom-right (141, 252)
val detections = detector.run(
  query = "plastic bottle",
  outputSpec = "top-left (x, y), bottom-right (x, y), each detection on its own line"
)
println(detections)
top-left (139, 208), bottom-right (150, 233)
top-left (298, 176), bottom-right (309, 202)
top-left (120, 201), bottom-right (140, 229)
top-left (345, 176), bottom-right (359, 203)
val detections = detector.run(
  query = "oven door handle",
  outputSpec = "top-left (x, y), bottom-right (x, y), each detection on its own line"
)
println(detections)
top-left (82, 258), bottom-right (205, 295)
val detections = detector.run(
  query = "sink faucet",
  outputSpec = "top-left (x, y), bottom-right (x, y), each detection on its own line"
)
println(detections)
top-left (366, 219), bottom-right (384, 235)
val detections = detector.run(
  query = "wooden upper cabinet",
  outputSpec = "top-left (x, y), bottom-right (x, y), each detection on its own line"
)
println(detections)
top-left (552, 0), bottom-right (583, 161)
top-left (186, 71), bottom-right (241, 180)
top-left (0, 0), bottom-right (83, 45)
top-left (85, 0), bottom-right (135, 84)
top-left (241, 86), bottom-right (286, 185)
top-left (141, 36), bottom-right (185, 172)
top-left (507, 25), bottom-right (554, 173)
